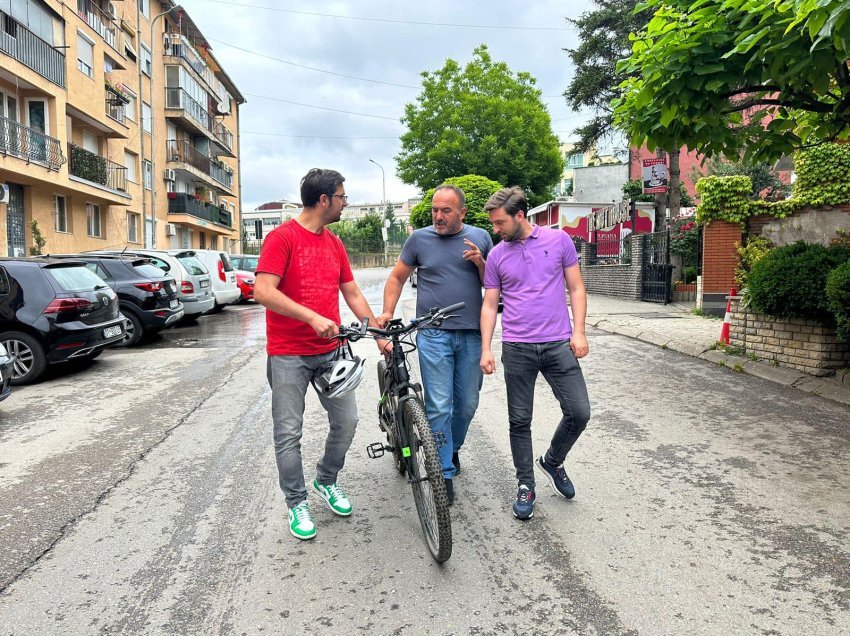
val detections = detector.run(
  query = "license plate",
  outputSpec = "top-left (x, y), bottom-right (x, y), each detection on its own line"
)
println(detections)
top-left (170, 299), bottom-right (179, 309)
top-left (200, 279), bottom-right (210, 288)
top-left (103, 325), bottom-right (122, 338)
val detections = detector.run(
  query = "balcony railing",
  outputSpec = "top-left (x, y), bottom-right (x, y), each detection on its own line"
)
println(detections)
top-left (166, 139), bottom-right (233, 190)
top-left (105, 84), bottom-right (129, 124)
top-left (68, 143), bottom-right (127, 192)
top-left (164, 87), bottom-right (233, 152)
top-left (76, 0), bottom-right (116, 49)
top-left (0, 10), bottom-right (66, 88)
top-left (0, 115), bottom-right (65, 170)
top-left (167, 192), bottom-right (232, 228)
top-left (163, 33), bottom-right (230, 106)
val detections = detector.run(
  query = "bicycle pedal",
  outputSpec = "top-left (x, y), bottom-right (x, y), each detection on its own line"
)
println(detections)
top-left (366, 442), bottom-right (386, 459)
top-left (433, 431), bottom-right (447, 448)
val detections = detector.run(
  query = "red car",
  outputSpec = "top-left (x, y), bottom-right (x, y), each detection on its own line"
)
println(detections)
top-left (234, 270), bottom-right (255, 302)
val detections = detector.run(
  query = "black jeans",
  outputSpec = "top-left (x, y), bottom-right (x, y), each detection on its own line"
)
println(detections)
top-left (501, 340), bottom-right (591, 488)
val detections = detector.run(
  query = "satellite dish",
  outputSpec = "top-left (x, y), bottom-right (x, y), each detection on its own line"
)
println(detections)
top-left (215, 100), bottom-right (230, 115)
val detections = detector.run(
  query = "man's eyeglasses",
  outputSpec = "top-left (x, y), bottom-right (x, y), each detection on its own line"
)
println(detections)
top-left (329, 194), bottom-right (348, 203)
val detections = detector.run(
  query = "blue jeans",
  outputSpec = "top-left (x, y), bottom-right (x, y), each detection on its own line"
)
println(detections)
top-left (267, 353), bottom-right (359, 508)
top-left (416, 328), bottom-right (483, 478)
top-left (500, 340), bottom-right (590, 488)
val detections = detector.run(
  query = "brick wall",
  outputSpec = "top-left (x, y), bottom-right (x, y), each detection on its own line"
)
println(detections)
top-left (729, 299), bottom-right (850, 377)
top-left (700, 220), bottom-right (742, 316)
top-left (580, 235), bottom-right (645, 300)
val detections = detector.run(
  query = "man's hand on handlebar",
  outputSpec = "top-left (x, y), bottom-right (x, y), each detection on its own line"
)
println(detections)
top-left (376, 312), bottom-right (393, 328)
top-left (310, 315), bottom-right (339, 339)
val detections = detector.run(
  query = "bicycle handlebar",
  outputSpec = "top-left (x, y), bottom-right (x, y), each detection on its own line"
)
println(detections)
top-left (336, 302), bottom-right (466, 341)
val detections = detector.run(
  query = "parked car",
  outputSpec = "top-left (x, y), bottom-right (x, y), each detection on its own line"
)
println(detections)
top-left (0, 342), bottom-right (14, 401)
top-left (89, 249), bottom-right (214, 320)
top-left (51, 254), bottom-right (183, 347)
top-left (190, 249), bottom-right (240, 312)
top-left (234, 270), bottom-right (255, 302)
top-left (0, 258), bottom-right (125, 385)
top-left (229, 254), bottom-right (259, 273)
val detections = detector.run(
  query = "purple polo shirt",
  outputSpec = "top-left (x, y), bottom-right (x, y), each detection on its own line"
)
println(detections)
top-left (483, 225), bottom-right (579, 342)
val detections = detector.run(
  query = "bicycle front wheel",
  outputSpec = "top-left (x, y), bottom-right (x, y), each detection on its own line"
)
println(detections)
top-left (403, 398), bottom-right (452, 562)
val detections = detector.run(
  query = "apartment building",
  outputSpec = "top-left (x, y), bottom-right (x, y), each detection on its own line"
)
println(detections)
top-left (0, 0), bottom-right (244, 256)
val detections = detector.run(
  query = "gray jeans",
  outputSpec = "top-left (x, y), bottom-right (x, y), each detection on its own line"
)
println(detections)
top-left (267, 353), bottom-right (359, 508)
top-left (501, 340), bottom-right (591, 488)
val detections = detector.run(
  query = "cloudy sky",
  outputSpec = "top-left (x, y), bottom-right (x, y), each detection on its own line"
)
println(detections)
top-left (175, 0), bottom-right (599, 209)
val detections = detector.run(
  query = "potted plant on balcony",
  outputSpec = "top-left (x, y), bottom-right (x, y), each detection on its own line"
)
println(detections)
top-left (105, 79), bottom-right (131, 105)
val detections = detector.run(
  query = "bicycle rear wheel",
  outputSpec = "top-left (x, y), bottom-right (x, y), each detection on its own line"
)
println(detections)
top-left (377, 360), bottom-right (405, 475)
top-left (403, 398), bottom-right (452, 562)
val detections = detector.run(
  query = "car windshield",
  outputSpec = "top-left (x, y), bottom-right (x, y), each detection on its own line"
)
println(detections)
top-left (45, 265), bottom-right (106, 291)
top-left (238, 256), bottom-right (258, 272)
top-left (146, 256), bottom-right (171, 272)
top-left (132, 262), bottom-right (167, 278)
top-left (177, 255), bottom-right (207, 276)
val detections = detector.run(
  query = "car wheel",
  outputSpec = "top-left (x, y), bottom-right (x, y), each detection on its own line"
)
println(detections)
top-left (1, 331), bottom-right (48, 385)
top-left (118, 312), bottom-right (144, 347)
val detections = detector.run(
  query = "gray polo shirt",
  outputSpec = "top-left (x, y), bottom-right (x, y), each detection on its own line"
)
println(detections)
top-left (400, 224), bottom-right (493, 329)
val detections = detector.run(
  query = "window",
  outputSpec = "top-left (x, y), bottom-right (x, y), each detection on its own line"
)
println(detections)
top-left (124, 151), bottom-right (137, 182)
top-left (138, 0), bottom-right (150, 19)
top-left (77, 32), bottom-right (94, 78)
top-left (567, 153), bottom-right (584, 168)
top-left (143, 160), bottom-right (152, 190)
top-left (86, 202), bottom-right (102, 237)
top-left (141, 101), bottom-right (152, 133)
top-left (199, 232), bottom-right (206, 249)
top-left (140, 43), bottom-right (152, 77)
top-left (123, 91), bottom-right (137, 122)
top-left (127, 211), bottom-right (140, 243)
top-left (54, 195), bottom-right (68, 233)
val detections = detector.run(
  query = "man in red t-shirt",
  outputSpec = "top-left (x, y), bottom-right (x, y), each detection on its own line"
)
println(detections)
top-left (255, 168), bottom-right (383, 541)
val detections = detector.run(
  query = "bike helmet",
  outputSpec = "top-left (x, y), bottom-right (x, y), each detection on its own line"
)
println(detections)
top-left (312, 342), bottom-right (364, 398)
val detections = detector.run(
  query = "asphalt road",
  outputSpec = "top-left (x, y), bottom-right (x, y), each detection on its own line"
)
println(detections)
top-left (1, 267), bottom-right (848, 635)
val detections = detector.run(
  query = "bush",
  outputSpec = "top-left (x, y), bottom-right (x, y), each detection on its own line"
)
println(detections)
top-left (826, 261), bottom-right (850, 342)
top-left (682, 266), bottom-right (698, 284)
top-left (734, 236), bottom-right (773, 289)
top-left (410, 175), bottom-right (504, 238)
top-left (747, 241), bottom-right (850, 323)
top-left (669, 218), bottom-right (700, 268)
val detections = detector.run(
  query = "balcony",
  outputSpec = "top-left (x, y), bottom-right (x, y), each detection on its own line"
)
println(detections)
top-left (167, 192), bottom-right (232, 228)
top-left (105, 82), bottom-right (130, 125)
top-left (76, 0), bottom-right (117, 49)
top-left (0, 10), bottom-right (66, 88)
top-left (68, 143), bottom-right (127, 193)
top-left (163, 33), bottom-right (230, 107)
top-left (0, 115), bottom-right (65, 170)
top-left (166, 139), bottom-right (234, 191)
top-left (164, 87), bottom-right (234, 155)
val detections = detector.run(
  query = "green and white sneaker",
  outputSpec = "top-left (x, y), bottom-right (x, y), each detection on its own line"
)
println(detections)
top-left (288, 501), bottom-right (316, 540)
top-left (312, 479), bottom-right (353, 516)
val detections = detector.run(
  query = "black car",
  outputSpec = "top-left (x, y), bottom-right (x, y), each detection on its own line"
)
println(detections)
top-left (50, 254), bottom-right (184, 347)
top-left (0, 258), bottom-right (126, 385)
top-left (0, 342), bottom-right (14, 400)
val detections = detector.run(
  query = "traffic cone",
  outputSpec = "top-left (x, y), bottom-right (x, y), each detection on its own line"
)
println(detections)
top-left (718, 287), bottom-right (737, 345)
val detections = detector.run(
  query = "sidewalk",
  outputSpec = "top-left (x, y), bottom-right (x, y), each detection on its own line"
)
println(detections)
top-left (586, 294), bottom-right (850, 407)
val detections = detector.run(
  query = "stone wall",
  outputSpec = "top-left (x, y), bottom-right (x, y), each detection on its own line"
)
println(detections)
top-left (749, 205), bottom-right (850, 247)
top-left (729, 298), bottom-right (850, 377)
top-left (580, 234), bottom-right (645, 300)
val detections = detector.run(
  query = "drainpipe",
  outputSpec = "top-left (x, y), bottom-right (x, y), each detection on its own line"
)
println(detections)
top-left (136, 3), bottom-right (146, 247)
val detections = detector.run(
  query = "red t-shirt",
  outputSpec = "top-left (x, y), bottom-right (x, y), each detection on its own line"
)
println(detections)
top-left (256, 219), bottom-right (354, 356)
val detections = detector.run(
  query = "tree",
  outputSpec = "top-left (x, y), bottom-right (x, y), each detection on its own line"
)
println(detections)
top-left (329, 213), bottom-right (384, 253)
top-left (409, 175), bottom-right (504, 241)
top-left (703, 158), bottom-right (791, 201)
top-left (564, 0), bottom-right (650, 155)
top-left (613, 0), bottom-right (850, 164)
top-left (29, 220), bottom-right (46, 256)
top-left (397, 45), bottom-right (562, 206)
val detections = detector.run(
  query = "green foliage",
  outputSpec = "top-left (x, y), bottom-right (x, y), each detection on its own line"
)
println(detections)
top-left (612, 0), bottom-right (850, 164)
top-left (734, 236), bottom-right (773, 290)
top-left (669, 218), bottom-right (699, 268)
top-left (397, 45), bottom-right (562, 202)
top-left (29, 220), bottom-right (46, 256)
top-left (826, 261), bottom-right (850, 342)
top-left (622, 179), bottom-right (694, 207)
top-left (791, 143), bottom-right (850, 206)
top-left (681, 266), bottom-right (698, 284)
top-left (705, 158), bottom-right (791, 202)
top-left (71, 145), bottom-right (108, 185)
top-left (746, 242), bottom-right (850, 324)
top-left (329, 213), bottom-right (384, 253)
top-left (695, 176), bottom-right (753, 225)
top-left (409, 175), bottom-right (504, 239)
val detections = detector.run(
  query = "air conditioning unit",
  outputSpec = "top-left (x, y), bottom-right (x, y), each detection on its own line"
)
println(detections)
top-left (163, 169), bottom-right (176, 182)
top-left (165, 223), bottom-right (177, 237)
top-left (0, 184), bottom-right (9, 205)
top-left (104, 1), bottom-right (117, 19)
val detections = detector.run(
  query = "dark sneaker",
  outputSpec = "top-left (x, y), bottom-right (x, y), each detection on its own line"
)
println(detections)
top-left (288, 501), bottom-right (316, 540)
top-left (312, 479), bottom-right (353, 516)
top-left (444, 478), bottom-right (454, 506)
top-left (536, 455), bottom-right (576, 499)
top-left (452, 451), bottom-right (461, 475)
top-left (512, 484), bottom-right (536, 520)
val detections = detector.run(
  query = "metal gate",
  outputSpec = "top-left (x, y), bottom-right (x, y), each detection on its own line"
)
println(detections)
top-left (641, 229), bottom-right (673, 304)
top-left (6, 183), bottom-right (25, 257)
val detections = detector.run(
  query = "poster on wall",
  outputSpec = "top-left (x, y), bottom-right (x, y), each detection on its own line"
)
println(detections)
top-left (642, 158), bottom-right (668, 194)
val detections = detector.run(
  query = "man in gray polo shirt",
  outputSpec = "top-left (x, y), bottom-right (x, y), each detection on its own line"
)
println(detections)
top-left (379, 184), bottom-right (493, 505)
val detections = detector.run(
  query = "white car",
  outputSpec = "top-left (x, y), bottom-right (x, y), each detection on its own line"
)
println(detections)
top-left (189, 249), bottom-right (241, 311)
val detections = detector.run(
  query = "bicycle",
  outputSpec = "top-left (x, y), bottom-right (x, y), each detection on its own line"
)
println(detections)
top-left (336, 302), bottom-right (465, 563)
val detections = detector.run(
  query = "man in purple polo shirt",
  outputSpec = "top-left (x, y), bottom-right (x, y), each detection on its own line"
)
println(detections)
top-left (480, 186), bottom-right (591, 520)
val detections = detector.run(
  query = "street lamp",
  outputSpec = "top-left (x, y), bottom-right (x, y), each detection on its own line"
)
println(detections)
top-left (147, 5), bottom-right (177, 247)
top-left (369, 158), bottom-right (385, 204)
